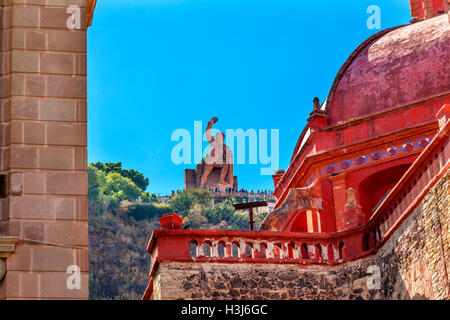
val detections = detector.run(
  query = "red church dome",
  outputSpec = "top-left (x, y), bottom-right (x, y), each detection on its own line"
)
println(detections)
top-left (325, 14), bottom-right (450, 126)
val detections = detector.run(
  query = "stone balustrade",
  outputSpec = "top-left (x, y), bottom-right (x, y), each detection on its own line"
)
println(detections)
top-left (148, 117), bottom-right (449, 276)
top-left (188, 236), bottom-right (346, 264)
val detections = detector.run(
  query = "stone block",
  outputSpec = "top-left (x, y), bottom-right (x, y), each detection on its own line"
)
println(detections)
top-left (40, 7), bottom-right (70, 29)
top-left (76, 248), bottom-right (88, 272)
top-left (40, 52), bottom-right (74, 75)
top-left (46, 123), bottom-right (86, 146)
top-left (0, 122), bottom-right (10, 146)
top-left (11, 29), bottom-right (25, 49)
top-left (23, 171), bottom-right (45, 194)
top-left (55, 197), bottom-right (75, 220)
top-left (19, 272), bottom-right (40, 298)
top-left (10, 195), bottom-right (53, 219)
top-left (9, 120), bottom-right (23, 144)
top-left (75, 54), bottom-right (87, 75)
top-left (39, 99), bottom-right (76, 121)
top-left (10, 145), bottom-right (38, 168)
top-left (46, 0), bottom-right (87, 7)
top-left (47, 75), bottom-right (86, 98)
top-left (32, 246), bottom-right (75, 272)
top-left (11, 74), bottom-right (24, 96)
top-left (24, 75), bottom-right (45, 97)
top-left (44, 221), bottom-right (88, 246)
top-left (12, 6), bottom-right (39, 28)
top-left (25, 29), bottom-right (46, 50)
top-left (39, 147), bottom-right (74, 170)
top-left (23, 121), bottom-right (45, 144)
top-left (74, 197), bottom-right (88, 221)
top-left (76, 100), bottom-right (87, 122)
top-left (40, 272), bottom-right (88, 299)
top-left (74, 147), bottom-right (86, 170)
top-left (11, 97), bottom-right (39, 120)
top-left (47, 30), bottom-right (86, 52)
top-left (9, 171), bottom-right (23, 195)
top-left (46, 171), bottom-right (87, 195)
top-left (22, 221), bottom-right (45, 241)
top-left (5, 244), bottom-right (32, 271)
top-left (0, 52), bottom-right (11, 75)
top-left (11, 50), bottom-right (39, 73)
top-left (4, 270), bottom-right (20, 297)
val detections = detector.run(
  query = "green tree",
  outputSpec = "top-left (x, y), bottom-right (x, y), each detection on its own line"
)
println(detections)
top-left (184, 204), bottom-right (209, 229)
top-left (91, 162), bottom-right (149, 191)
top-left (169, 189), bottom-right (212, 216)
top-left (204, 200), bottom-right (249, 230)
top-left (186, 188), bottom-right (213, 206)
top-left (121, 169), bottom-right (149, 191)
top-left (169, 191), bottom-right (196, 216)
top-left (88, 165), bottom-right (107, 215)
top-left (104, 172), bottom-right (142, 203)
top-left (88, 164), bottom-right (155, 214)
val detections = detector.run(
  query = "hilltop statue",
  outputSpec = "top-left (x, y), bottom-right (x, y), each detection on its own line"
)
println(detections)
top-left (184, 117), bottom-right (237, 191)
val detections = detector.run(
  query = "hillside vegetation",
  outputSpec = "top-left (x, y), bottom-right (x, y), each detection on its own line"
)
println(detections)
top-left (88, 163), bottom-right (265, 299)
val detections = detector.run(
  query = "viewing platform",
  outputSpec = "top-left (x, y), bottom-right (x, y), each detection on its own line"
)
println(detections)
top-left (144, 108), bottom-right (449, 299)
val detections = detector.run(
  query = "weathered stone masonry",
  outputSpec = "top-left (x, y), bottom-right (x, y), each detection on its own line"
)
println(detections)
top-left (153, 171), bottom-right (449, 300)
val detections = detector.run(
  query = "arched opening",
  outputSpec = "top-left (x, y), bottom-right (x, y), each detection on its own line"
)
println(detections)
top-left (189, 240), bottom-right (198, 258)
top-left (373, 229), bottom-right (378, 245)
top-left (218, 241), bottom-right (225, 258)
top-left (362, 232), bottom-right (371, 251)
top-left (260, 243), bottom-right (267, 258)
top-left (274, 243), bottom-right (282, 259)
top-left (231, 242), bottom-right (239, 258)
top-left (338, 242), bottom-right (345, 259)
top-left (245, 243), bottom-right (253, 258)
top-left (288, 243), bottom-right (296, 259)
top-left (314, 244), bottom-right (323, 260)
top-left (327, 244), bottom-right (334, 261)
top-left (359, 164), bottom-right (411, 220)
top-left (301, 243), bottom-right (309, 259)
top-left (204, 241), bottom-right (212, 257)
top-left (289, 211), bottom-right (308, 232)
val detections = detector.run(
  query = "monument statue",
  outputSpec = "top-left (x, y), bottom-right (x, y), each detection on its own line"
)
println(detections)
top-left (184, 117), bottom-right (237, 191)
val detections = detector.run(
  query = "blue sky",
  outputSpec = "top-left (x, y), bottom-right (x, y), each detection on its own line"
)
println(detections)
top-left (87, 0), bottom-right (412, 195)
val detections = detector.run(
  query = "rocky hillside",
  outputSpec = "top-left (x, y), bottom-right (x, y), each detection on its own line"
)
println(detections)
top-left (89, 211), bottom-right (158, 300)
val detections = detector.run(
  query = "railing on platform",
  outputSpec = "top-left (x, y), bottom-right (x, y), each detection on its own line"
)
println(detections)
top-left (148, 111), bottom-right (449, 269)
top-left (210, 191), bottom-right (276, 202)
top-left (188, 236), bottom-right (346, 263)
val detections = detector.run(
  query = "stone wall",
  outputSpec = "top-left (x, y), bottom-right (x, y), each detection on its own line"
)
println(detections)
top-left (153, 170), bottom-right (449, 300)
top-left (0, 0), bottom-right (89, 299)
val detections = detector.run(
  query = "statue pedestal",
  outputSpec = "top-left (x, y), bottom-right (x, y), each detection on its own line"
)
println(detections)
top-left (185, 166), bottom-right (238, 190)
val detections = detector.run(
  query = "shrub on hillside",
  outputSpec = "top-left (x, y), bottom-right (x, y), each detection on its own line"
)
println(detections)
top-left (114, 202), bottom-right (172, 221)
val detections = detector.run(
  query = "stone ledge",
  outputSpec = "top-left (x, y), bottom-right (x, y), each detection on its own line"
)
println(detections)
top-left (0, 236), bottom-right (19, 258)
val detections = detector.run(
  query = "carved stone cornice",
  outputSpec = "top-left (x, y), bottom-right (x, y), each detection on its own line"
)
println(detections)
top-left (0, 236), bottom-right (19, 259)
top-left (260, 183), bottom-right (322, 231)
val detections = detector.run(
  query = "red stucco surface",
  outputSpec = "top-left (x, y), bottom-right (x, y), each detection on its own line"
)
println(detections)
top-left (327, 15), bottom-right (450, 126)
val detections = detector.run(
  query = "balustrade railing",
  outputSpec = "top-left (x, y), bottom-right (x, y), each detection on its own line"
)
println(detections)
top-left (148, 116), bottom-right (449, 269)
top-left (187, 236), bottom-right (346, 263)
top-left (211, 191), bottom-right (276, 202)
